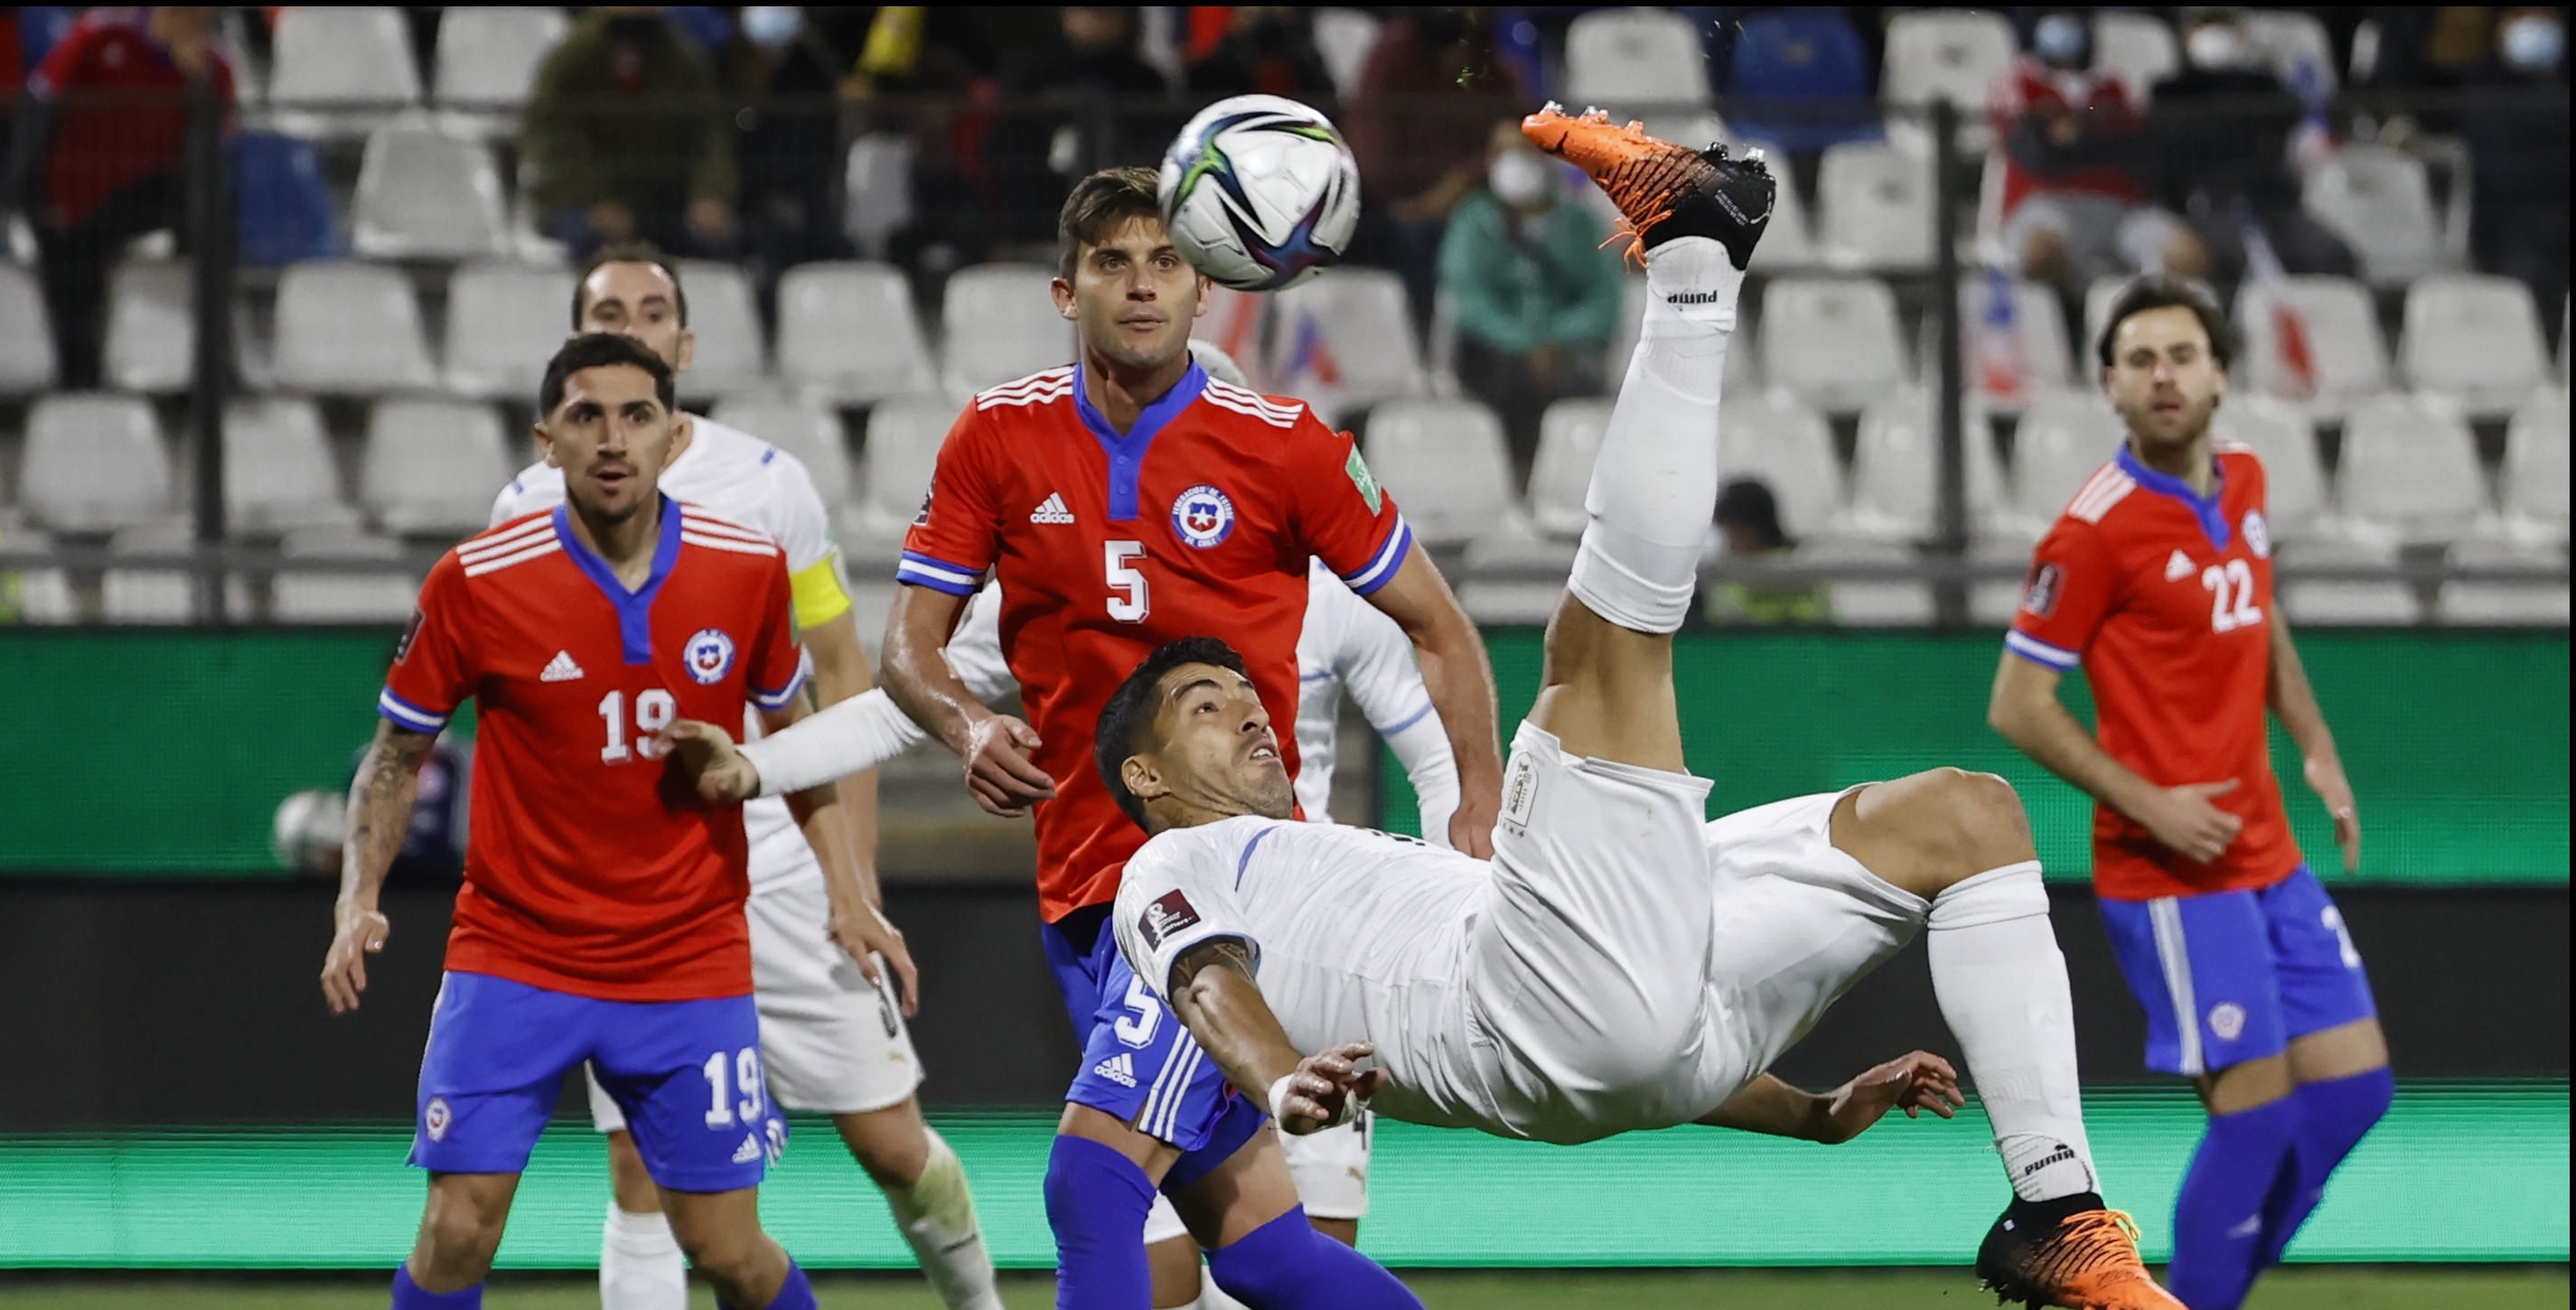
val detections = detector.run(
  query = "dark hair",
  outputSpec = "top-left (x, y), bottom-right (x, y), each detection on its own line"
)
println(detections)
top-left (539, 332), bottom-right (677, 416)
top-left (2095, 275), bottom-right (2234, 370)
top-left (572, 242), bottom-right (689, 329)
top-left (1095, 636), bottom-right (1252, 830)
top-left (1058, 165), bottom-right (1165, 280)
top-left (1715, 478), bottom-right (1791, 550)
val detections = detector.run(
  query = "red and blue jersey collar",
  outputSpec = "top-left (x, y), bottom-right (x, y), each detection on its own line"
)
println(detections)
top-left (1073, 359), bottom-right (1208, 522)
top-left (2117, 443), bottom-right (2232, 551)
top-left (554, 495), bottom-right (686, 665)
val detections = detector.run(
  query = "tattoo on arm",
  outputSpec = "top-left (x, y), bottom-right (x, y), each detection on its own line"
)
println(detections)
top-left (345, 725), bottom-right (436, 892)
top-left (1168, 937), bottom-right (1257, 1001)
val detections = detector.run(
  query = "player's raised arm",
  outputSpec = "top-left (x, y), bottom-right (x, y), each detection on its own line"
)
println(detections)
top-left (1322, 573), bottom-right (1461, 845)
top-left (1351, 547), bottom-right (1501, 856)
top-left (320, 720), bottom-right (436, 1015)
top-left (2264, 609), bottom-right (2359, 873)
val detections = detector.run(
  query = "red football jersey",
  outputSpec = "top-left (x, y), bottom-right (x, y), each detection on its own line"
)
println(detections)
top-left (30, 11), bottom-right (237, 229)
top-left (2009, 444), bottom-right (2302, 901)
top-left (380, 500), bottom-right (807, 1001)
top-left (901, 362), bottom-right (1411, 922)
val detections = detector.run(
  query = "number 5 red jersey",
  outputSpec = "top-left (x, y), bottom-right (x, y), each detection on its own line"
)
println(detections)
top-left (379, 499), bottom-right (807, 1001)
top-left (2008, 443), bottom-right (2302, 901)
top-left (899, 362), bottom-right (1411, 922)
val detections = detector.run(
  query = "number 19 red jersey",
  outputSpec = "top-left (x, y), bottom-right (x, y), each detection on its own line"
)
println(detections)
top-left (2008, 443), bottom-right (2302, 901)
top-left (900, 362), bottom-right (1412, 922)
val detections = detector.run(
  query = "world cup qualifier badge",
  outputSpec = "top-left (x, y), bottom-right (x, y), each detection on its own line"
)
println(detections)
top-left (1172, 484), bottom-right (1237, 548)
top-left (685, 628), bottom-right (736, 684)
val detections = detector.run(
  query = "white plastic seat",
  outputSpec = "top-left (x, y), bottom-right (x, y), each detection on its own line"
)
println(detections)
top-left (272, 262), bottom-right (436, 394)
top-left (432, 6), bottom-right (568, 134)
top-left (1719, 389), bottom-right (1846, 538)
top-left (938, 264), bottom-right (1072, 399)
top-left (1760, 276), bottom-right (1907, 414)
top-left (2435, 538), bottom-right (2568, 626)
top-left (1817, 143), bottom-right (1935, 270)
top-left (227, 397), bottom-right (360, 534)
top-left (0, 527), bottom-right (78, 623)
top-left (1266, 267), bottom-right (1427, 425)
top-left (2211, 395), bottom-right (2328, 543)
top-left (2277, 536), bottom-right (2418, 626)
top-left (2235, 276), bottom-right (2387, 420)
top-left (709, 393), bottom-right (851, 508)
top-left (1564, 7), bottom-right (1711, 114)
top-left (1362, 398), bottom-right (1521, 548)
top-left (2009, 390), bottom-right (2125, 524)
top-left (443, 261), bottom-right (578, 401)
top-left (2303, 145), bottom-right (2449, 285)
top-left (1963, 276), bottom-right (2075, 408)
top-left (102, 259), bottom-right (193, 393)
top-left (2502, 387), bottom-right (2569, 542)
top-left (2243, 10), bottom-right (2337, 96)
top-left (21, 394), bottom-right (172, 532)
top-left (102, 523), bottom-right (227, 624)
top-left (362, 398), bottom-right (515, 536)
top-left (846, 394), bottom-right (956, 559)
top-left (266, 6), bottom-right (422, 138)
top-left (2337, 394), bottom-right (2488, 545)
top-left (2401, 274), bottom-right (2552, 417)
top-left (1797, 536), bottom-right (1934, 627)
top-left (671, 260), bottom-right (770, 397)
top-left (1608, 274), bottom-right (1760, 398)
top-left (1881, 10), bottom-right (2018, 151)
top-left (2094, 12), bottom-right (2180, 102)
top-left (777, 262), bottom-right (938, 403)
top-left (351, 121), bottom-right (511, 260)
top-left (1842, 386), bottom-right (2001, 541)
top-left (272, 527), bottom-right (420, 622)
top-left (0, 262), bottom-right (58, 393)
top-left (1969, 529), bottom-right (2043, 626)
top-left (1526, 398), bottom-right (1615, 538)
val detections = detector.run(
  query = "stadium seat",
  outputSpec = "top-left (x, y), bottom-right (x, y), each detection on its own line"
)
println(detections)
top-left (265, 6), bottom-right (422, 138)
top-left (443, 261), bottom-right (578, 401)
top-left (940, 264), bottom-right (1073, 398)
top-left (2303, 145), bottom-right (2449, 285)
top-left (1760, 277), bottom-right (1907, 415)
top-left (2093, 12), bottom-right (2180, 102)
top-left (1719, 388), bottom-right (1845, 538)
top-left (1311, 9), bottom-right (1383, 100)
top-left (351, 121), bottom-right (511, 261)
top-left (846, 394), bottom-right (956, 560)
top-left (1564, 7), bottom-right (1710, 115)
top-left (1880, 10), bottom-right (2018, 152)
top-left (2211, 395), bottom-right (2328, 543)
top-left (102, 260), bottom-right (192, 393)
top-left (0, 262), bottom-right (58, 393)
top-left (2501, 387), bottom-right (2568, 542)
top-left (1969, 530), bottom-right (2042, 626)
top-left (2243, 10), bottom-right (2338, 97)
top-left (1525, 398), bottom-right (1614, 539)
top-left (0, 527), bottom-right (79, 624)
top-left (1606, 274), bottom-right (1761, 398)
top-left (2235, 276), bottom-right (2388, 421)
top-left (1841, 386), bottom-right (2001, 541)
top-left (2276, 536), bottom-right (2419, 626)
top-left (1816, 142), bottom-right (1934, 271)
top-left (1267, 267), bottom-right (1427, 425)
top-left (1962, 274), bottom-right (2075, 409)
top-left (21, 394), bottom-right (172, 532)
top-left (1362, 398), bottom-right (1521, 548)
top-left (2009, 390), bottom-right (2125, 524)
top-left (2400, 274), bottom-right (2553, 417)
top-left (231, 133), bottom-right (346, 267)
top-left (777, 261), bottom-right (939, 404)
top-left (709, 393), bottom-right (851, 509)
top-left (226, 397), bottom-right (361, 534)
top-left (670, 259), bottom-right (771, 398)
top-left (101, 523), bottom-right (231, 624)
top-left (1727, 10), bottom-right (1879, 153)
top-left (361, 398), bottom-right (515, 537)
top-left (2435, 537), bottom-right (2568, 626)
top-left (1796, 536), bottom-right (1934, 627)
top-left (432, 6), bottom-right (568, 135)
top-left (272, 527), bottom-right (420, 623)
top-left (2337, 394), bottom-right (2489, 545)
top-left (272, 262), bottom-right (436, 394)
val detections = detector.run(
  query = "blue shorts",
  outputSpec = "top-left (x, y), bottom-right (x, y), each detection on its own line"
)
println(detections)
top-left (2098, 866), bottom-right (2379, 1078)
top-left (412, 971), bottom-right (785, 1192)
top-left (1043, 903), bottom-right (1253, 1164)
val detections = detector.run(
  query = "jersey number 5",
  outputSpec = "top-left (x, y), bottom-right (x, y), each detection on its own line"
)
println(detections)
top-left (2201, 559), bottom-right (2262, 634)
top-left (1105, 540), bottom-right (1150, 622)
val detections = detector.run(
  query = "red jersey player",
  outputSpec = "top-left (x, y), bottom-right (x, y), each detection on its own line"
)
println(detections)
top-left (318, 336), bottom-right (897, 1310)
top-left (880, 169), bottom-right (1498, 1305)
top-left (1991, 279), bottom-right (2389, 1310)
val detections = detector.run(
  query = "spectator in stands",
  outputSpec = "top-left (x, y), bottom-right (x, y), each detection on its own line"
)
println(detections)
top-left (1710, 478), bottom-right (1827, 626)
top-left (1991, 9), bottom-right (2208, 293)
top-left (524, 7), bottom-right (740, 259)
top-left (1439, 119), bottom-right (1623, 474)
top-left (4, 6), bottom-right (230, 388)
top-left (717, 7), bottom-right (857, 289)
top-left (990, 6), bottom-right (1167, 248)
top-left (2461, 7), bottom-right (2570, 321)
top-left (1187, 7), bottom-right (1335, 99)
top-left (2146, 10), bottom-right (2356, 280)
top-left (1345, 7), bottom-right (1532, 327)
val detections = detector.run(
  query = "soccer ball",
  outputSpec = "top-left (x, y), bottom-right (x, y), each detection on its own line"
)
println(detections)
top-left (1158, 94), bottom-right (1361, 292)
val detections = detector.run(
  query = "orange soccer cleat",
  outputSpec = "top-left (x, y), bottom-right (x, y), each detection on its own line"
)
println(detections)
top-left (1518, 102), bottom-right (1774, 269)
top-left (1976, 1195), bottom-right (2187, 1310)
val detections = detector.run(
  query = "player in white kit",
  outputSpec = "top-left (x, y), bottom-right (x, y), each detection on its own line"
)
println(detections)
top-left (1096, 111), bottom-right (2185, 1310)
top-left (491, 248), bottom-right (1004, 1310)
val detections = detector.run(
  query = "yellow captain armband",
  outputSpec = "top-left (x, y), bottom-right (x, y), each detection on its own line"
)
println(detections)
top-left (790, 556), bottom-right (854, 632)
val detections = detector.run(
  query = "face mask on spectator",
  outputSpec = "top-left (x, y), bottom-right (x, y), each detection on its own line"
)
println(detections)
top-left (2502, 14), bottom-right (2565, 73)
top-left (1490, 150), bottom-right (1553, 206)
top-left (2034, 14), bottom-right (2092, 69)
top-left (2185, 23), bottom-right (2254, 70)
top-left (742, 7), bottom-right (802, 50)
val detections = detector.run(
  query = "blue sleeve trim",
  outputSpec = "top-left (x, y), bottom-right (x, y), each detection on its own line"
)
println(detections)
top-left (896, 551), bottom-right (985, 596)
top-left (750, 663), bottom-right (809, 713)
top-left (2003, 630), bottom-right (2082, 671)
top-left (377, 688), bottom-right (450, 733)
top-left (1373, 701), bottom-right (1437, 737)
top-left (1339, 515), bottom-right (1413, 596)
top-left (1234, 824), bottom-right (1278, 892)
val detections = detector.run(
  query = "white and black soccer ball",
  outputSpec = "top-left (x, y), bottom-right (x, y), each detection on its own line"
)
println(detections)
top-left (1158, 94), bottom-right (1361, 292)
top-left (271, 788), bottom-right (346, 875)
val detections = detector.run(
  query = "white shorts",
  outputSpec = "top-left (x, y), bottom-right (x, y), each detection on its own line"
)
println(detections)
top-left (1139, 1111), bottom-right (1372, 1243)
top-left (590, 877), bottom-right (923, 1133)
top-left (1691, 787), bottom-right (1931, 1103)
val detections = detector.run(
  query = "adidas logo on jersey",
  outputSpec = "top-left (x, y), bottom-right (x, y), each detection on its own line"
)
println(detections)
top-left (1091, 1053), bottom-right (1138, 1088)
top-left (539, 650), bottom-right (585, 682)
top-left (732, 1134), bottom-right (762, 1165)
top-left (1030, 492), bottom-right (1076, 525)
top-left (2165, 549), bottom-right (2195, 582)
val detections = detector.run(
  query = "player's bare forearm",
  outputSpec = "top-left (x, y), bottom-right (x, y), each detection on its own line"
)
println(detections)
top-left (880, 584), bottom-right (990, 755)
top-left (322, 722), bottom-right (435, 1013)
top-left (1988, 652), bottom-right (2161, 819)
top-left (1697, 1053), bottom-right (1962, 1144)
top-left (1367, 547), bottom-right (1503, 851)
top-left (1167, 939), bottom-right (1309, 1102)
top-left (803, 613), bottom-right (886, 908)
top-left (1695, 1073), bottom-right (1830, 1139)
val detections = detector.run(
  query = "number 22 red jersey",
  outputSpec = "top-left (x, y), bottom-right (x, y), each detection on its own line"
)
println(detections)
top-left (900, 361), bottom-right (1412, 922)
top-left (379, 499), bottom-right (807, 1001)
top-left (2008, 443), bottom-right (2301, 901)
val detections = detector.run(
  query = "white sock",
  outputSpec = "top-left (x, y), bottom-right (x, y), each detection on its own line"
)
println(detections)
top-left (881, 1127), bottom-right (1005, 1310)
top-left (1926, 861), bottom-right (2100, 1204)
top-left (600, 1202), bottom-right (687, 1310)
top-left (1568, 236), bottom-right (1741, 634)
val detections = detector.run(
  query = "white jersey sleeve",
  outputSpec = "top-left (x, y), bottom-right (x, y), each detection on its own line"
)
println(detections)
top-left (1113, 819), bottom-right (1270, 1002)
top-left (745, 440), bottom-right (836, 576)
top-left (491, 460), bottom-right (565, 527)
top-left (940, 582), bottom-right (1017, 703)
top-left (1300, 564), bottom-right (1459, 848)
